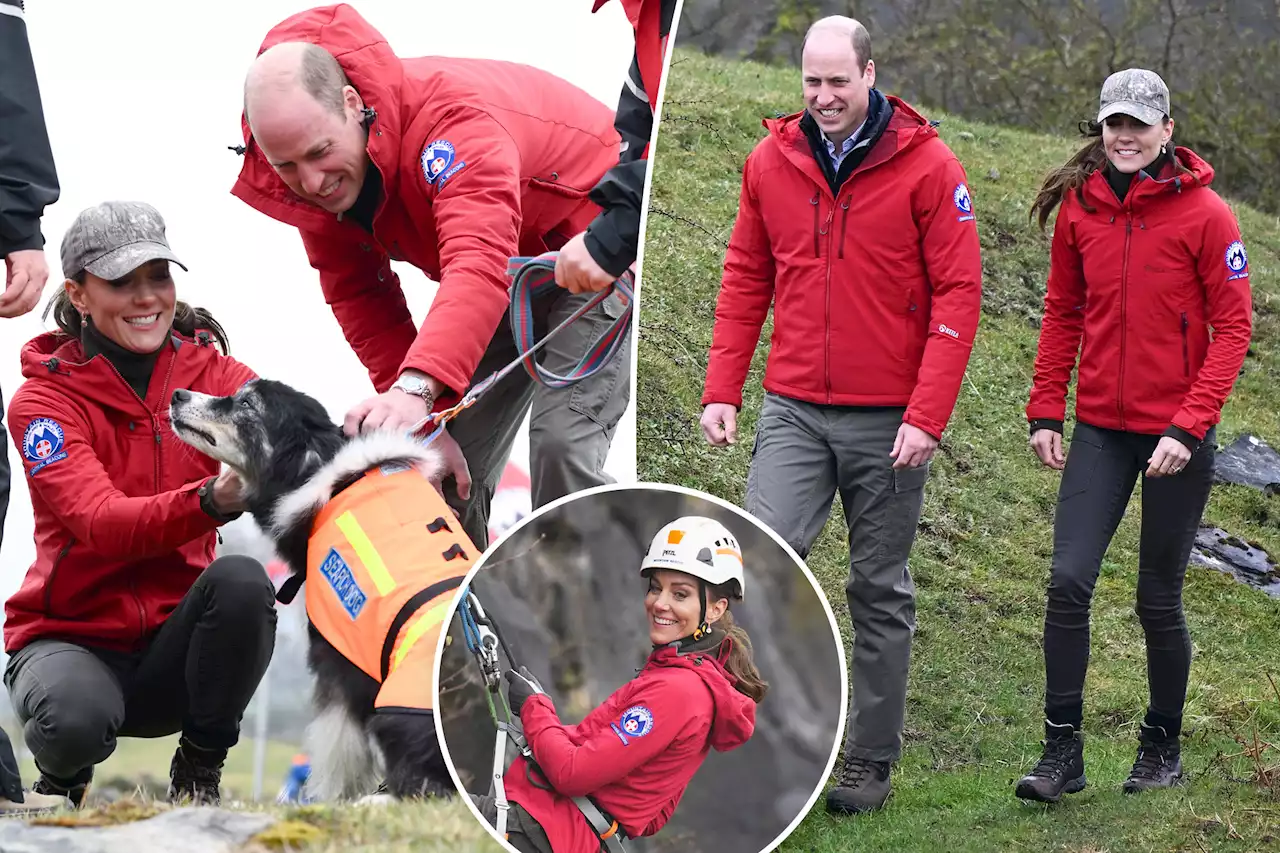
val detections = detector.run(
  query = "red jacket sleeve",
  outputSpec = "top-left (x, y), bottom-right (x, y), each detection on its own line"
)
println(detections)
top-left (1027, 202), bottom-right (1087, 426)
top-left (518, 676), bottom-right (693, 798)
top-left (1172, 199), bottom-right (1253, 438)
top-left (905, 151), bottom-right (983, 439)
top-left (299, 228), bottom-right (420, 394)
top-left (701, 149), bottom-right (776, 408)
top-left (399, 109), bottom-right (525, 400)
top-left (7, 389), bottom-right (226, 561)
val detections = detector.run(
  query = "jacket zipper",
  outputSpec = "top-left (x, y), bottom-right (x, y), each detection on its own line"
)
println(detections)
top-left (823, 203), bottom-right (835, 402)
top-left (837, 199), bottom-right (851, 259)
top-left (810, 194), bottom-right (820, 257)
top-left (43, 538), bottom-right (75, 616)
top-left (1181, 312), bottom-right (1189, 377)
top-left (1118, 215), bottom-right (1132, 429)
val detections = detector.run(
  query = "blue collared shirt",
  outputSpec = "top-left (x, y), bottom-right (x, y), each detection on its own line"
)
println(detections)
top-left (822, 118), bottom-right (867, 172)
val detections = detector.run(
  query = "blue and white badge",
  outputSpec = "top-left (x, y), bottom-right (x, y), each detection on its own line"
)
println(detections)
top-left (1225, 240), bottom-right (1249, 281)
top-left (421, 139), bottom-right (456, 184)
top-left (953, 182), bottom-right (975, 222)
top-left (618, 705), bottom-right (654, 738)
top-left (23, 418), bottom-right (67, 475)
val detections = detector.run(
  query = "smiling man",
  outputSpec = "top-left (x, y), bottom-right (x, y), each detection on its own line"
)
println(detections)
top-left (699, 15), bottom-right (983, 814)
top-left (231, 5), bottom-right (632, 550)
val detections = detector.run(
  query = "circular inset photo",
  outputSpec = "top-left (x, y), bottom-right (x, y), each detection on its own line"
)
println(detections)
top-left (432, 483), bottom-right (847, 853)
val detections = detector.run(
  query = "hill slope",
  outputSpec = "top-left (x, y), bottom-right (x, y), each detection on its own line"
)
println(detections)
top-left (638, 47), bottom-right (1280, 852)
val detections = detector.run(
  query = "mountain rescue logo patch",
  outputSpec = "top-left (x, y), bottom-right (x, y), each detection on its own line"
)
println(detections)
top-left (953, 183), bottom-right (975, 222)
top-left (23, 418), bottom-right (67, 476)
top-left (421, 139), bottom-right (456, 184)
top-left (1225, 240), bottom-right (1249, 281)
top-left (610, 704), bottom-right (654, 746)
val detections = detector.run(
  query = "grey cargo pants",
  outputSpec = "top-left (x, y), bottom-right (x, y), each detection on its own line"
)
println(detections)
top-left (440, 287), bottom-right (631, 552)
top-left (745, 393), bottom-right (927, 764)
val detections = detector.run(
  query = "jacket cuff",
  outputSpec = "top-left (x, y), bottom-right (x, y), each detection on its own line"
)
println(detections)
top-left (1163, 425), bottom-right (1201, 453)
top-left (0, 228), bottom-right (45, 256)
top-left (583, 213), bottom-right (638, 279)
top-left (1029, 418), bottom-right (1064, 436)
top-left (197, 476), bottom-right (242, 524)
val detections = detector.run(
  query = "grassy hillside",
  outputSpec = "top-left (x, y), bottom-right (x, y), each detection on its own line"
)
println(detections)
top-left (639, 47), bottom-right (1280, 852)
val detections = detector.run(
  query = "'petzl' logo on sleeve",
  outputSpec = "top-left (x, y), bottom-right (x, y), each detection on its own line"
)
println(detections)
top-left (318, 547), bottom-right (367, 620)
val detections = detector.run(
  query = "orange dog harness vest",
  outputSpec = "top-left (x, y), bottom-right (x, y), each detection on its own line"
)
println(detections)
top-left (277, 463), bottom-right (475, 713)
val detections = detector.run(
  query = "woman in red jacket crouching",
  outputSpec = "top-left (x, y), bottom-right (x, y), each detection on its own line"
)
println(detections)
top-left (3, 201), bottom-right (277, 808)
top-left (471, 515), bottom-right (765, 853)
top-left (1016, 69), bottom-right (1252, 804)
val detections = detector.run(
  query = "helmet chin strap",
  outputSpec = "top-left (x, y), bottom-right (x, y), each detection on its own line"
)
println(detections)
top-left (691, 578), bottom-right (712, 641)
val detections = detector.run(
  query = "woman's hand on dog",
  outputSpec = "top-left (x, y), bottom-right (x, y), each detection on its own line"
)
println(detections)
top-left (210, 468), bottom-right (248, 515)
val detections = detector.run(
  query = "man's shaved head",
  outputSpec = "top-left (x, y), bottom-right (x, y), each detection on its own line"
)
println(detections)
top-left (803, 15), bottom-right (873, 71)
top-left (241, 40), bottom-right (371, 214)
top-left (244, 41), bottom-right (351, 128)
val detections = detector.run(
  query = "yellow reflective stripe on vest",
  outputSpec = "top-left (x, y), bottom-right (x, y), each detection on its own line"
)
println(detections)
top-left (334, 510), bottom-right (396, 596)
top-left (392, 600), bottom-right (452, 671)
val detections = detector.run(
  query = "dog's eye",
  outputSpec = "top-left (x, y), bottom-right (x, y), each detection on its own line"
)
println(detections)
top-left (239, 399), bottom-right (253, 409)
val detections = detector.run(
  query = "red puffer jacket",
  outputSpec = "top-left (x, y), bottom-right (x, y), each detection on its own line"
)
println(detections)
top-left (4, 332), bottom-right (257, 654)
top-left (1027, 146), bottom-right (1253, 439)
top-left (505, 644), bottom-right (756, 853)
top-left (701, 99), bottom-right (984, 439)
top-left (230, 4), bottom-right (621, 404)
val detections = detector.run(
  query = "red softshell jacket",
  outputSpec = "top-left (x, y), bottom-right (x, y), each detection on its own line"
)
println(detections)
top-left (4, 332), bottom-right (257, 653)
top-left (505, 645), bottom-right (755, 853)
top-left (1026, 146), bottom-right (1253, 438)
top-left (230, 4), bottom-right (622, 404)
top-left (702, 100), bottom-right (984, 439)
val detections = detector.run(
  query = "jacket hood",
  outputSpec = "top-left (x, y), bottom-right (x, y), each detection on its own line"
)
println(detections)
top-left (231, 4), bottom-right (407, 231)
top-left (19, 329), bottom-right (210, 415)
top-left (646, 643), bottom-right (755, 752)
top-left (1083, 144), bottom-right (1215, 209)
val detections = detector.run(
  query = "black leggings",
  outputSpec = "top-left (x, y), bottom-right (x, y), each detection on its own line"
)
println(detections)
top-left (1042, 422), bottom-right (1215, 731)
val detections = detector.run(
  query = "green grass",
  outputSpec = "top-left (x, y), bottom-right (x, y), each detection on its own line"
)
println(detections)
top-left (640, 48), bottom-right (1280, 852)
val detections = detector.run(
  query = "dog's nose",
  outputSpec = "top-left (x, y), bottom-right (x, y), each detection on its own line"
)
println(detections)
top-left (171, 389), bottom-right (191, 405)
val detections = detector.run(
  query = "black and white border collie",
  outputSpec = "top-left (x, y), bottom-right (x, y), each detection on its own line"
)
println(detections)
top-left (169, 378), bottom-right (457, 803)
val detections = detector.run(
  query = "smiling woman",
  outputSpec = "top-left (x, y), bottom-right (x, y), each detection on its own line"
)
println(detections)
top-left (437, 484), bottom-right (846, 853)
top-left (1, 199), bottom-right (278, 811)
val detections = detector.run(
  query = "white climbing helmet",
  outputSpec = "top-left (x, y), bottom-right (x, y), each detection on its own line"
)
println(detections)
top-left (640, 515), bottom-right (745, 600)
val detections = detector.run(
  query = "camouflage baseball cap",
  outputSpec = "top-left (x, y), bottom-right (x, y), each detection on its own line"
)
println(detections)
top-left (1098, 68), bottom-right (1170, 126)
top-left (60, 201), bottom-right (188, 282)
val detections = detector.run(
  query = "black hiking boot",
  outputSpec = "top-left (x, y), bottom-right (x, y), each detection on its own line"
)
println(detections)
top-left (825, 754), bottom-right (892, 814)
top-left (1015, 720), bottom-right (1086, 803)
top-left (167, 737), bottom-right (225, 806)
top-left (32, 768), bottom-right (92, 809)
top-left (1122, 723), bottom-right (1183, 793)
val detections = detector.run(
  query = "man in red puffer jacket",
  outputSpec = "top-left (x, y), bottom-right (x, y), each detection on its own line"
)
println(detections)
top-left (232, 4), bottom-right (631, 552)
top-left (699, 15), bottom-right (983, 814)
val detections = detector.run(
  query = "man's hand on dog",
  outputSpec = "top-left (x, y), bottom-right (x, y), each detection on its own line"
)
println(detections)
top-left (504, 666), bottom-right (546, 716)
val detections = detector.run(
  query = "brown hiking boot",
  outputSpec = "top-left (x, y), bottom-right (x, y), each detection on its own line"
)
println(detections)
top-left (825, 754), bottom-right (892, 814)
top-left (1015, 721), bottom-right (1086, 803)
top-left (1122, 723), bottom-right (1183, 794)
top-left (167, 738), bottom-right (225, 806)
top-left (32, 772), bottom-right (92, 809)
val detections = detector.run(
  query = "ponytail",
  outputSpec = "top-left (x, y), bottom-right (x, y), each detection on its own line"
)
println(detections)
top-left (715, 609), bottom-right (768, 704)
top-left (43, 272), bottom-right (232, 355)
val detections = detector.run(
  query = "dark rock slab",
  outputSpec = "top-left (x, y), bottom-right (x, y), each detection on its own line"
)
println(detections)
top-left (1213, 434), bottom-right (1280, 494)
top-left (1190, 526), bottom-right (1280, 599)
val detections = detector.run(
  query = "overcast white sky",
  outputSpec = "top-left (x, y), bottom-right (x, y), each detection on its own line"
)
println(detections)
top-left (0, 1), bottom-right (639, 601)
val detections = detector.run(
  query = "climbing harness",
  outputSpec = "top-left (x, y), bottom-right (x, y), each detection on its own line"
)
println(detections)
top-left (458, 587), bottom-right (629, 852)
top-left (411, 252), bottom-right (635, 447)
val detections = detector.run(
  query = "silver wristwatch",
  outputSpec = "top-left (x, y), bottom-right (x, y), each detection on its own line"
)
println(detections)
top-left (391, 374), bottom-right (435, 404)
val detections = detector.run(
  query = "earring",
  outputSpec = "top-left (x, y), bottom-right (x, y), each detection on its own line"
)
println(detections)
top-left (80, 316), bottom-right (87, 328)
